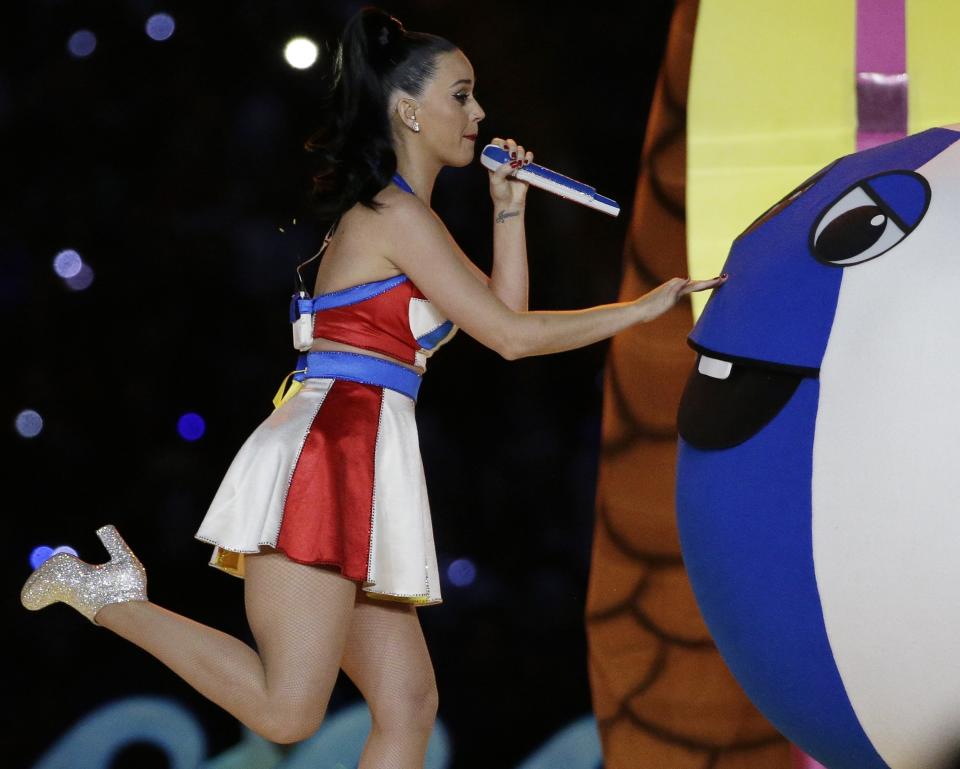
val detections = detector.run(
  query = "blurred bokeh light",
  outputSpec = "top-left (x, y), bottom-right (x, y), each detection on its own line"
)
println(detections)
top-left (448, 557), bottom-right (478, 587)
top-left (284, 36), bottom-right (319, 70)
top-left (64, 262), bottom-right (95, 291)
top-left (145, 13), bottom-right (176, 42)
top-left (177, 412), bottom-right (206, 441)
top-left (15, 409), bottom-right (44, 438)
top-left (67, 29), bottom-right (97, 58)
top-left (29, 544), bottom-right (80, 570)
top-left (53, 248), bottom-right (83, 278)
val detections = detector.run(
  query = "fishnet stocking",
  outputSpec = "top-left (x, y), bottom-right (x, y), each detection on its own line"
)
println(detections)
top-left (340, 593), bottom-right (438, 768)
top-left (95, 547), bottom-right (437, 762)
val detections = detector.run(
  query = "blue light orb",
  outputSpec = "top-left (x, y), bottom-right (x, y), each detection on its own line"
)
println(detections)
top-left (447, 558), bottom-right (477, 587)
top-left (29, 544), bottom-right (80, 570)
top-left (15, 409), bottom-right (43, 438)
top-left (64, 263), bottom-right (94, 291)
top-left (146, 13), bottom-right (175, 42)
top-left (29, 546), bottom-right (54, 570)
top-left (177, 412), bottom-right (205, 441)
top-left (53, 249), bottom-right (83, 278)
top-left (67, 30), bottom-right (97, 58)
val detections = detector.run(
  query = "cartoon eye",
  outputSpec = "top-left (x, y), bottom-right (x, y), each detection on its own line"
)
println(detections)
top-left (810, 170), bottom-right (930, 267)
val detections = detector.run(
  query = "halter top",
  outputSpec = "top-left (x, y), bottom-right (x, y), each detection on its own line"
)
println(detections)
top-left (307, 273), bottom-right (458, 369)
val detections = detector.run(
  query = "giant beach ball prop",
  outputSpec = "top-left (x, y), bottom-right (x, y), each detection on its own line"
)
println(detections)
top-left (675, 126), bottom-right (960, 769)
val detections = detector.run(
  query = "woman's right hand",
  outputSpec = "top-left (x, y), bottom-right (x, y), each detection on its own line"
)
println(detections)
top-left (633, 274), bottom-right (728, 322)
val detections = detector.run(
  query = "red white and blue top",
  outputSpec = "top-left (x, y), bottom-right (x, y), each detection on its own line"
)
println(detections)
top-left (309, 274), bottom-right (458, 369)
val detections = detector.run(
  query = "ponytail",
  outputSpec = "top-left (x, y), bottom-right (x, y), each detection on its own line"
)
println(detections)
top-left (304, 7), bottom-right (457, 223)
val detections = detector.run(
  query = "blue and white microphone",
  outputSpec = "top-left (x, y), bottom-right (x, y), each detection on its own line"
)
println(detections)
top-left (479, 143), bottom-right (620, 217)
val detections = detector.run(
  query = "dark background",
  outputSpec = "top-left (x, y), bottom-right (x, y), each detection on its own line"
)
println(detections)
top-left (4, 1), bottom-right (676, 766)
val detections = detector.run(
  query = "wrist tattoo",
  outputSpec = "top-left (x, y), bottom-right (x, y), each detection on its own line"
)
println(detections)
top-left (495, 209), bottom-right (521, 224)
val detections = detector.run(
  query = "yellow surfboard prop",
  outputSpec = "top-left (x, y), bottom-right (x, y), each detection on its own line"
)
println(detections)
top-left (687, 0), bottom-right (960, 320)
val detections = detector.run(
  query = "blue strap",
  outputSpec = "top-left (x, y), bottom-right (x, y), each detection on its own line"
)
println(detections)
top-left (392, 172), bottom-right (414, 195)
top-left (294, 297), bottom-right (313, 319)
top-left (299, 351), bottom-right (422, 401)
top-left (416, 320), bottom-right (456, 349)
top-left (292, 353), bottom-right (310, 381)
top-left (310, 274), bottom-right (409, 311)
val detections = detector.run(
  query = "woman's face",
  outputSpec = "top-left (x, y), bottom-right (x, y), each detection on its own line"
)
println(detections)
top-left (407, 49), bottom-right (485, 167)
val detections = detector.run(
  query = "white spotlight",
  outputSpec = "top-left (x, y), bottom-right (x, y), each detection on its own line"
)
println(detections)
top-left (284, 36), bottom-right (319, 70)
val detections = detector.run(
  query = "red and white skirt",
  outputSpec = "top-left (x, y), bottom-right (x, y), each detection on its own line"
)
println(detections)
top-left (194, 351), bottom-right (441, 605)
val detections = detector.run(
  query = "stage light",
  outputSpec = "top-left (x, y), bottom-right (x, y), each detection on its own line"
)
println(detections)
top-left (447, 558), bottom-right (477, 587)
top-left (15, 409), bottom-right (43, 438)
top-left (177, 412), bottom-right (205, 441)
top-left (53, 249), bottom-right (83, 278)
top-left (28, 545), bottom-right (80, 571)
top-left (67, 30), bottom-right (97, 58)
top-left (64, 263), bottom-right (95, 291)
top-left (146, 13), bottom-right (175, 42)
top-left (29, 546), bottom-right (53, 570)
top-left (283, 36), bottom-right (318, 70)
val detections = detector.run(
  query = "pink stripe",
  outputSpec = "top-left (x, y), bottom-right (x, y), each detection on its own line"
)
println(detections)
top-left (857, 0), bottom-right (905, 72)
top-left (856, 0), bottom-right (907, 150)
top-left (791, 745), bottom-right (828, 769)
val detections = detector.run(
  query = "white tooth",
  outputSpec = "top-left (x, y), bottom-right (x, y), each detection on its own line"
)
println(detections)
top-left (698, 354), bottom-right (733, 380)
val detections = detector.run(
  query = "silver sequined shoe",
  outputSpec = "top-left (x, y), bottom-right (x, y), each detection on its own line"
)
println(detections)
top-left (20, 524), bottom-right (148, 626)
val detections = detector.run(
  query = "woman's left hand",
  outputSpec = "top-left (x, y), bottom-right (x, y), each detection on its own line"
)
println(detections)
top-left (488, 136), bottom-right (533, 209)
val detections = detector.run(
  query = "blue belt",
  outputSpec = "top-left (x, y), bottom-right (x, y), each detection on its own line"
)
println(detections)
top-left (292, 351), bottom-right (422, 401)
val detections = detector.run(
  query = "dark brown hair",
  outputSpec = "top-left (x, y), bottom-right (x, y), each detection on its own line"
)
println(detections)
top-left (304, 7), bottom-right (457, 223)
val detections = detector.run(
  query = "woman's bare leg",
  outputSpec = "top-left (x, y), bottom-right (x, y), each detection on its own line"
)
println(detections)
top-left (340, 592), bottom-right (439, 769)
top-left (94, 549), bottom-right (356, 744)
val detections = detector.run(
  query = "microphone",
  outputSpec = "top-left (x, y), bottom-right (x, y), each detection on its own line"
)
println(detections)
top-left (479, 143), bottom-right (620, 217)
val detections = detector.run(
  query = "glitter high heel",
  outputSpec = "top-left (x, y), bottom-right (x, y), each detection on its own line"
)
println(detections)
top-left (20, 524), bottom-right (148, 626)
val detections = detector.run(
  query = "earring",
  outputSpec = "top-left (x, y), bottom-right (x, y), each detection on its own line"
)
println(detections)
top-left (413, 121), bottom-right (420, 132)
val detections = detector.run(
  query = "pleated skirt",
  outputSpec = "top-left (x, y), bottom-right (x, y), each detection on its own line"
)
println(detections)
top-left (194, 351), bottom-right (441, 605)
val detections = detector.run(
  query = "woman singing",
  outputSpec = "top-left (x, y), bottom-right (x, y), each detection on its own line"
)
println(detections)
top-left (21, 6), bottom-right (725, 767)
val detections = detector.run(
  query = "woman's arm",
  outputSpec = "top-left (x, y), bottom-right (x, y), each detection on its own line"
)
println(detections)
top-left (486, 138), bottom-right (530, 312)
top-left (445, 137), bottom-right (530, 307)
top-left (488, 201), bottom-right (528, 312)
top-left (383, 193), bottom-right (721, 360)
top-left (428, 202), bottom-right (528, 310)
top-left (430, 174), bottom-right (530, 308)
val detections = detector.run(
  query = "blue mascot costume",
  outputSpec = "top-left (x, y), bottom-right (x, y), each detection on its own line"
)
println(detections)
top-left (676, 126), bottom-right (960, 769)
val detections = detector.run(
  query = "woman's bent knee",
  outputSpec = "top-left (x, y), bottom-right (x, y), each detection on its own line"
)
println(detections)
top-left (260, 702), bottom-right (328, 744)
